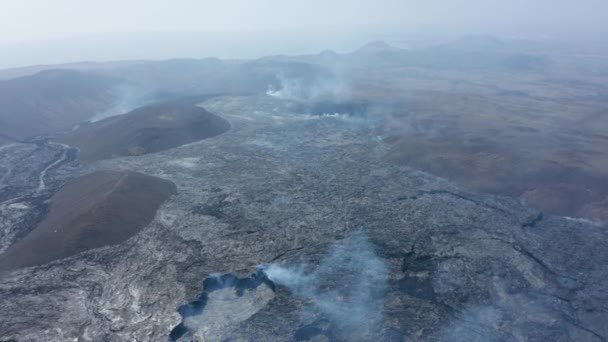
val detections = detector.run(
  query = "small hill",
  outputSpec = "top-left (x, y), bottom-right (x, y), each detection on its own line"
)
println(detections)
top-left (0, 70), bottom-right (121, 140)
top-left (0, 60), bottom-right (146, 81)
top-left (353, 40), bottom-right (402, 54)
top-left (56, 101), bottom-right (231, 162)
top-left (0, 170), bottom-right (176, 271)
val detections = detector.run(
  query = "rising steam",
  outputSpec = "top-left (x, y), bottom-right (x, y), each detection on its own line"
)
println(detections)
top-left (266, 70), bottom-right (349, 102)
top-left (90, 83), bottom-right (148, 122)
top-left (263, 231), bottom-right (388, 338)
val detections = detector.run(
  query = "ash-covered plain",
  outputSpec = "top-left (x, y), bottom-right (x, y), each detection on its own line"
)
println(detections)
top-left (0, 94), bottom-right (606, 341)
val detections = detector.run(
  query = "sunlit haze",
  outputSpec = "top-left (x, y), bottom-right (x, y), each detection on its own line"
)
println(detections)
top-left (1, 0), bottom-right (607, 68)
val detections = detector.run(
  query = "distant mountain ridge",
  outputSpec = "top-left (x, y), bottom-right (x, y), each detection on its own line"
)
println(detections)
top-left (0, 70), bottom-right (121, 140)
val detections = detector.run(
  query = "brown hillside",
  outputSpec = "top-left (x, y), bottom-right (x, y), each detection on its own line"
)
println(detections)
top-left (0, 70), bottom-right (120, 140)
top-left (0, 170), bottom-right (176, 271)
top-left (57, 101), bottom-right (230, 162)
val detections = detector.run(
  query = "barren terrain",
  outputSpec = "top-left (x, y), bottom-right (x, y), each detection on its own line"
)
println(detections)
top-left (0, 38), bottom-right (607, 341)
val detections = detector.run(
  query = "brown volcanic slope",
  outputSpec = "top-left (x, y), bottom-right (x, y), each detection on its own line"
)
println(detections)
top-left (57, 101), bottom-right (230, 162)
top-left (0, 69), bottom-right (120, 140)
top-left (0, 171), bottom-right (176, 272)
top-left (378, 89), bottom-right (608, 221)
top-left (303, 39), bottom-right (608, 221)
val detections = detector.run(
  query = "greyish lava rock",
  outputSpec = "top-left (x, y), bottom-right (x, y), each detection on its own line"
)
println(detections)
top-left (170, 270), bottom-right (275, 341)
top-left (0, 95), bottom-right (606, 342)
top-left (0, 140), bottom-right (79, 255)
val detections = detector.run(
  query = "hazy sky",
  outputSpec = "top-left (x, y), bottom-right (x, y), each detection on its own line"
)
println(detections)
top-left (0, 0), bottom-right (606, 69)
top-left (1, 0), bottom-right (607, 43)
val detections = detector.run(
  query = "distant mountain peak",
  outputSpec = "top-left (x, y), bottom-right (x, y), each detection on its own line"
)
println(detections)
top-left (354, 40), bottom-right (401, 54)
top-left (318, 49), bottom-right (338, 57)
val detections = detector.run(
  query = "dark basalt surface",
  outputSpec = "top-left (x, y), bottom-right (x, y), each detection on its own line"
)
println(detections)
top-left (170, 269), bottom-right (274, 341)
top-left (0, 96), bottom-right (606, 341)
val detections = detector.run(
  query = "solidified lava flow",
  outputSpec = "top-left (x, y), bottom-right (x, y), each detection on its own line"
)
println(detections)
top-left (169, 269), bottom-right (274, 341)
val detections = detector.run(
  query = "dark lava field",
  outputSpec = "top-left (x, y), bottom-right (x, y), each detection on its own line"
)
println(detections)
top-left (0, 37), bottom-right (607, 341)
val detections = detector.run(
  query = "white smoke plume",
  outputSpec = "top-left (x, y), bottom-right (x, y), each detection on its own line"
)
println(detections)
top-left (90, 83), bottom-right (148, 122)
top-left (266, 71), bottom-right (350, 102)
top-left (263, 231), bottom-right (388, 338)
